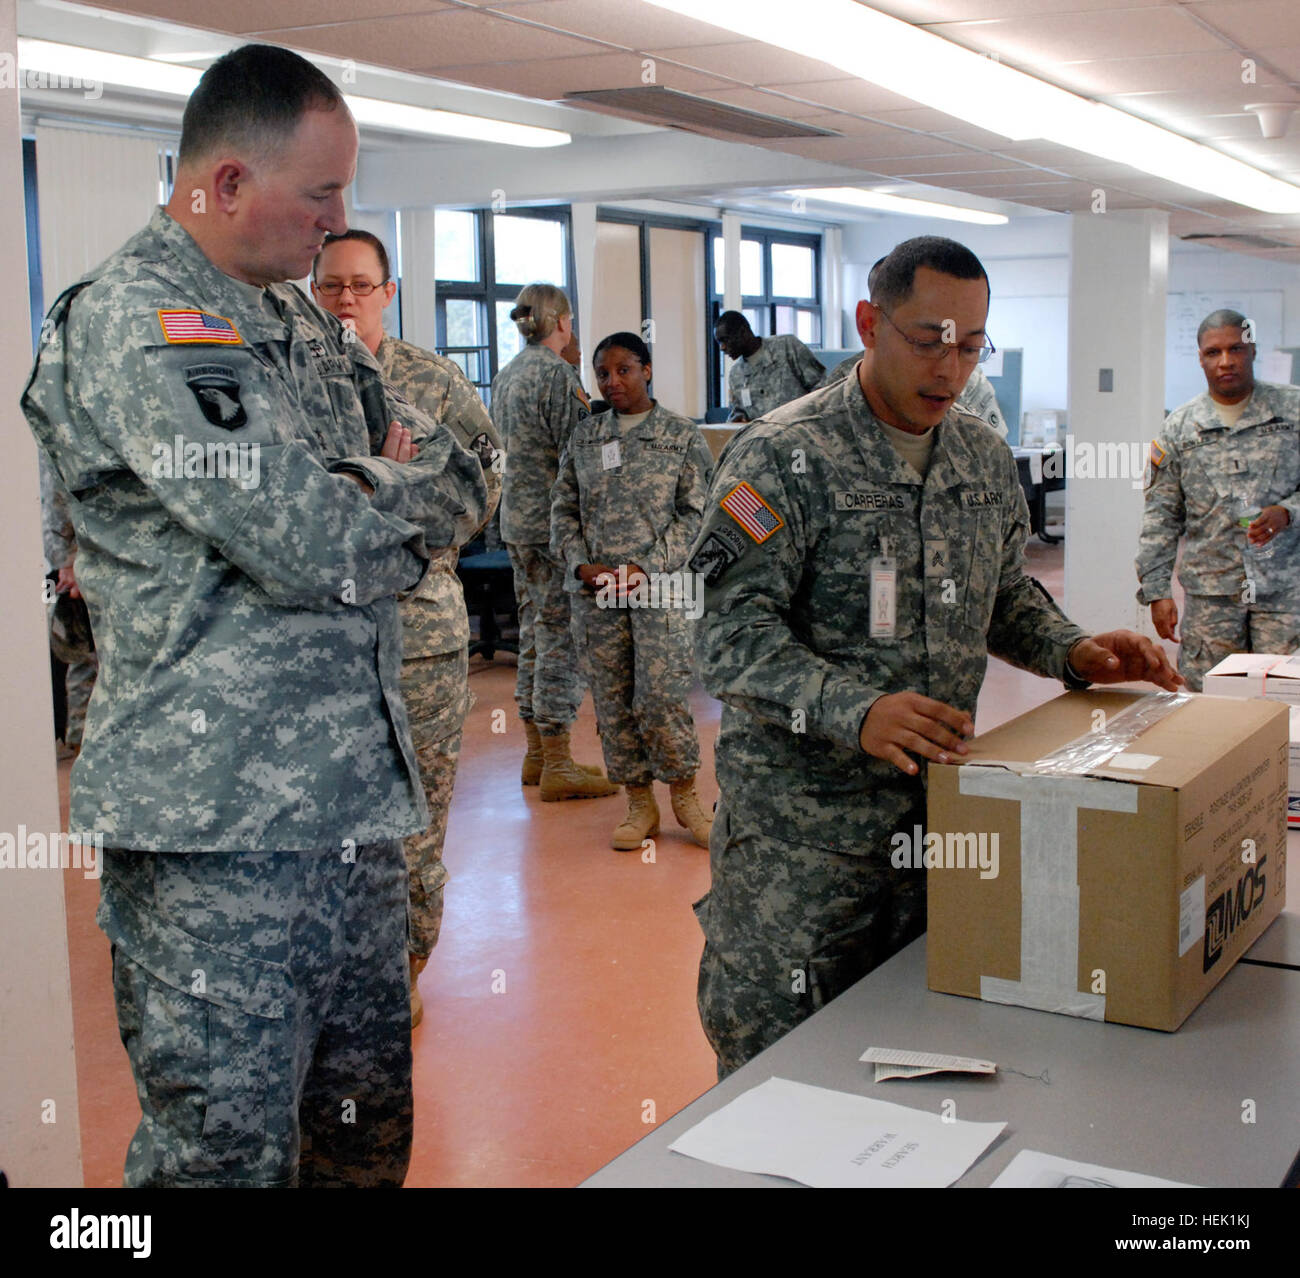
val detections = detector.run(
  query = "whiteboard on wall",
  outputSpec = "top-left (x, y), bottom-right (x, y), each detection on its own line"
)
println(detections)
top-left (1165, 290), bottom-right (1286, 413)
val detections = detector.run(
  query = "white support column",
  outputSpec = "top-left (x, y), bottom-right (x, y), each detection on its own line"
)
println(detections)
top-left (822, 224), bottom-right (843, 349)
top-left (0, 0), bottom-right (84, 1187)
top-left (570, 201), bottom-right (597, 395)
top-left (721, 211), bottom-right (742, 314)
top-left (398, 207), bottom-right (439, 351)
top-left (721, 211), bottom-right (742, 403)
top-left (1065, 209), bottom-right (1169, 634)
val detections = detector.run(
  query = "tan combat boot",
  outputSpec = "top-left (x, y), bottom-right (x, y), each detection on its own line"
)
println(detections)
top-left (521, 720), bottom-right (545, 785)
top-left (670, 776), bottom-right (713, 848)
top-left (410, 953), bottom-right (429, 1029)
top-left (522, 720), bottom-right (607, 786)
top-left (539, 730), bottom-right (620, 801)
top-left (612, 784), bottom-right (660, 851)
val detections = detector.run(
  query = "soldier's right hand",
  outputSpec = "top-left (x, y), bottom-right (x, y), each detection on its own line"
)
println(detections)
top-left (1150, 598), bottom-right (1178, 642)
top-left (859, 693), bottom-right (974, 776)
top-left (380, 421), bottom-right (418, 463)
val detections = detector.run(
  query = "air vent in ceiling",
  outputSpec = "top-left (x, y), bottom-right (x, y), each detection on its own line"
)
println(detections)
top-left (1181, 232), bottom-right (1294, 250)
top-left (563, 86), bottom-right (840, 140)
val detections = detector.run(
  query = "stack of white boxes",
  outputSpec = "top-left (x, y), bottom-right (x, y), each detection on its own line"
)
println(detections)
top-left (1202, 654), bottom-right (1300, 828)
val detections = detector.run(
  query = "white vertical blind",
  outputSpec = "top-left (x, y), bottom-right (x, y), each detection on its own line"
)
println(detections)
top-left (35, 125), bottom-right (163, 306)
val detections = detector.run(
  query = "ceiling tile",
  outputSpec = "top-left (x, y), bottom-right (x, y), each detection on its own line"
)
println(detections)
top-left (641, 41), bottom-right (847, 85)
top-left (479, 0), bottom-right (739, 51)
top-left (428, 53), bottom-right (731, 98)
top-left (1183, 0), bottom-right (1300, 48)
top-left (253, 10), bottom-right (604, 72)
top-left (927, 10), bottom-right (1224, 65)
top-left (81, 1), bottom-right (445, 35)
top-left (1043, 50), bottom-right (1279, 96)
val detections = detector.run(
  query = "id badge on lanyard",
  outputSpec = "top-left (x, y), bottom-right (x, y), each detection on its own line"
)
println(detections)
top-left (870, 536), bottom-right (897, 640)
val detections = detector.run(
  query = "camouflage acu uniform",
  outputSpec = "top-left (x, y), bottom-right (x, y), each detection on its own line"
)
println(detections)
top-left (22, 206), bottom-right (489, 1186)
top-left (689, 374), bottom-right (1088, 1075)
top-left (39, 451), bottom-right (98, 747)
top-left (377, 334), bottom-right (501, 959)
top-left (727, 334), bottom-right (824, 421)
top-left (818, 354), bottom-right (861, 389)
top-left (1137, 382), bottom-right (1300, 690)
top-left (955, 367), bottom-right (1009, 439)
top-left (552, 403), bottom-right (714, 785)
top-left (492, 341), bottom-right (590, 731)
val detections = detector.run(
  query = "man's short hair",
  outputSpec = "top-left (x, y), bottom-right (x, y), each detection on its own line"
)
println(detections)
top-left (179, 44), bottom-right (347, 167)
top-left (871, 237), bottom-right (989, 312)
top-left (715, 311), bottom-right (752, 340)
top-left (866, 255), bottom-right (888, 298)
top-left (314, 230), bottom-right (391, 282)
top-left (1197, 309), bottom-right (1250, 347)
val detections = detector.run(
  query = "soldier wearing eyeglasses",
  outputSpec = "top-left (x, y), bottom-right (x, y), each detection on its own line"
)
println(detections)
top-left (689, 235), bottom-right (1181, 1075)
top-left (1137, 309), bottom-right (1300, 690)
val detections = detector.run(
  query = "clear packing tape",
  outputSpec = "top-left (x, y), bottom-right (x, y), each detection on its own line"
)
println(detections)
top-left (1027, 691), bottom-right (1194, 777)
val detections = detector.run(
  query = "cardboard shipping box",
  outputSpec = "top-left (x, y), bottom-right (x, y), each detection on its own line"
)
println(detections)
top-left (927, 690), bottom-right (1287, 1032)
top-left (1202, 653), bottom-right (1300, 828)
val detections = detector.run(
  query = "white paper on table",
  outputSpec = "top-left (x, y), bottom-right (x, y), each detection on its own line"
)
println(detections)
top-left (991, 1149), bottom-right (1198, 1188)
top-left (668, 1076), bottom-right (1005, 1188)
top-left (860, 1046), bottom-right (996, 1082)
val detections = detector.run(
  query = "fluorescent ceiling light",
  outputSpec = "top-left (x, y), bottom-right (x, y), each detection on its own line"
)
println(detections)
top-left (642, 0), bottom-right (1300, 215)
top-left (346, 95), bottom-right (567, 147)
top-left (788, 187), bottom-right (1008, 224)
top-left (16, 39), bottom-right (570, 148)
top-left (19, 38), bottom-right (201, 95)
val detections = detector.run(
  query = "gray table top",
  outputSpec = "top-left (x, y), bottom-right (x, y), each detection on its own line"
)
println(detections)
top-left (584, 939), bottom-right (1300, 1188)
top-left (1244, 911), bottom-right (1300, 969)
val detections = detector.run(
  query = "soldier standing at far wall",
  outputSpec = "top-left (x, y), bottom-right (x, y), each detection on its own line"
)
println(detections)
top-left (1137, 309), bottom-right (1300, 690)
top-left (491, 283), bottom-right (618, 801)
top-left (715, 311), bottom-right (824, 423)
top-left (312, 229), bottom-right (502, 1030)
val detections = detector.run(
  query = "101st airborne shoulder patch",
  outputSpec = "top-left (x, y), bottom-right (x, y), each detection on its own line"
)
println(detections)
top-left (720, 481), bottom-right (783, 544)
top-left (157, 310), bottom-right (243, 345)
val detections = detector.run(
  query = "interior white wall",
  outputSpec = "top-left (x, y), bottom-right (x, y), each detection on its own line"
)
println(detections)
top-left (842, 216), bottom-right (1300, 426)
top-left (1, 0), bottom-right (84, 1188)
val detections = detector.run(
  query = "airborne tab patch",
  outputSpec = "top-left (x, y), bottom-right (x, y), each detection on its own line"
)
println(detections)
top-left (185, 365), bottom-right (246, 429)
top-left (720, 481), bottom-right (783, 544)
top-left (158, 309), bottom-right (242, 345)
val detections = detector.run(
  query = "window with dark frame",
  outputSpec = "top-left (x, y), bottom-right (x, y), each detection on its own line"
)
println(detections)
top-left (433, 206), bottom-right (574, 403)
top-left (706, 227), bottom-right (822, 413)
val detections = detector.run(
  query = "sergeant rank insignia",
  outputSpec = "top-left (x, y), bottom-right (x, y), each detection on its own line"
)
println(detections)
top-left (720, 481), bottom-right (783, 544)
top-left (185, 364), bottom-right (247, 429)
top-left (157, 309), bottom-right (243, 345)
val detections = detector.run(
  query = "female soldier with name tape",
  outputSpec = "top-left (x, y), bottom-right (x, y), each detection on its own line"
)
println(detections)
top-left (551, 331), bottom-right (717, 852)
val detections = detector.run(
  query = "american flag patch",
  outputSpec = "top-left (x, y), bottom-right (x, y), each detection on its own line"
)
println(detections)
top-left (157, 309), bottom-right (242, 345)
top-left (720, 481), bottom-right (783, 544)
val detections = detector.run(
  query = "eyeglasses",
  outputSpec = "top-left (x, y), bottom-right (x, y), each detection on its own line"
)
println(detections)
top-left (875, 306), bottom-right (996, 364)
top-left (315, 279), bottom-right (388, 297)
